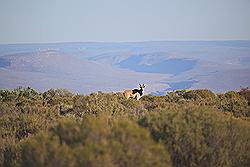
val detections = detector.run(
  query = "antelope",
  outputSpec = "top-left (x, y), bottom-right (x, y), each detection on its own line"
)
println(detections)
top-left (123, 84), bottom-right (146, 100)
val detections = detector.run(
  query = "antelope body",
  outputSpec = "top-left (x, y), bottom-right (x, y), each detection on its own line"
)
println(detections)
top-left (123, 84), bottom-right (146, 100)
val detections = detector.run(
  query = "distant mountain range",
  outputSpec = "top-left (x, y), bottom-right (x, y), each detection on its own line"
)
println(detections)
top-left (0, 41), bottom-right (250, 95)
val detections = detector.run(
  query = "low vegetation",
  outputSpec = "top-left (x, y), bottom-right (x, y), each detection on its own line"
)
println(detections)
top-left (0, 87), bottom-right (249, 167)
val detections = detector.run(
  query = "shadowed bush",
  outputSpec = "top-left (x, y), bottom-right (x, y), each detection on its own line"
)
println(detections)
top-left (20, 117), bottom-right (172, 167)
top-left (239, 87), bottom-right (250, 105)
top-left (139, 106), bottom-right (250, 167)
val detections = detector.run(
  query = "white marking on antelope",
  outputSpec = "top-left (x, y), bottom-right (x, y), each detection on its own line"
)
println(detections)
top-left (123, 84), bottom-right (146, 100)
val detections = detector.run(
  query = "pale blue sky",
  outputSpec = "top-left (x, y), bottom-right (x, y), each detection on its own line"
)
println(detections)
top-left (0, 0), bottom-right (250, 44)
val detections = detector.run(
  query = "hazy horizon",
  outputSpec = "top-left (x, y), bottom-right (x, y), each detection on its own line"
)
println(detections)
top-left (1, 0), bottom-right (250, 44)
top-left (1, 39), bottom-right (250, 45)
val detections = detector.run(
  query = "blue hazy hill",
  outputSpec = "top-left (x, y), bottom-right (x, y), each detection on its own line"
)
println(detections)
top-left (0, 41), bottom-right (250, 94)
top-left (119, 55), bottom-right (196, 75)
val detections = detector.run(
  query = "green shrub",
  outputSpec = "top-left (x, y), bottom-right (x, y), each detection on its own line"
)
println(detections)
top-left (42, 88), bottom-right (74, 106)
top-left (167, 89), bottom-right (218, 106)
top-left (1, 87), bottom-right (250, 167)
top-left (0, 138), bottom-right (21, 167)
top-left (139, 106), bottom-right (250, 167)
top-left (73, 92), bottom-right (124, 115)
top-left (19, 117), bottom-right (172, 167)
top-left (239, 87), bottom-right (250, 105)
top-left (72, 92), bottom-right (146, 119)
top-left (218, 91), bottom-right (249, 117)
top-left (141, 95), bottom-right (172, 111)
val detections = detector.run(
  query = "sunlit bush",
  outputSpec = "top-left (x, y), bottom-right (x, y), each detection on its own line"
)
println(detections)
top-left (167, 89), bottom-right (218, 106)
top-left (218, 91), bottom-right (249, 117)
